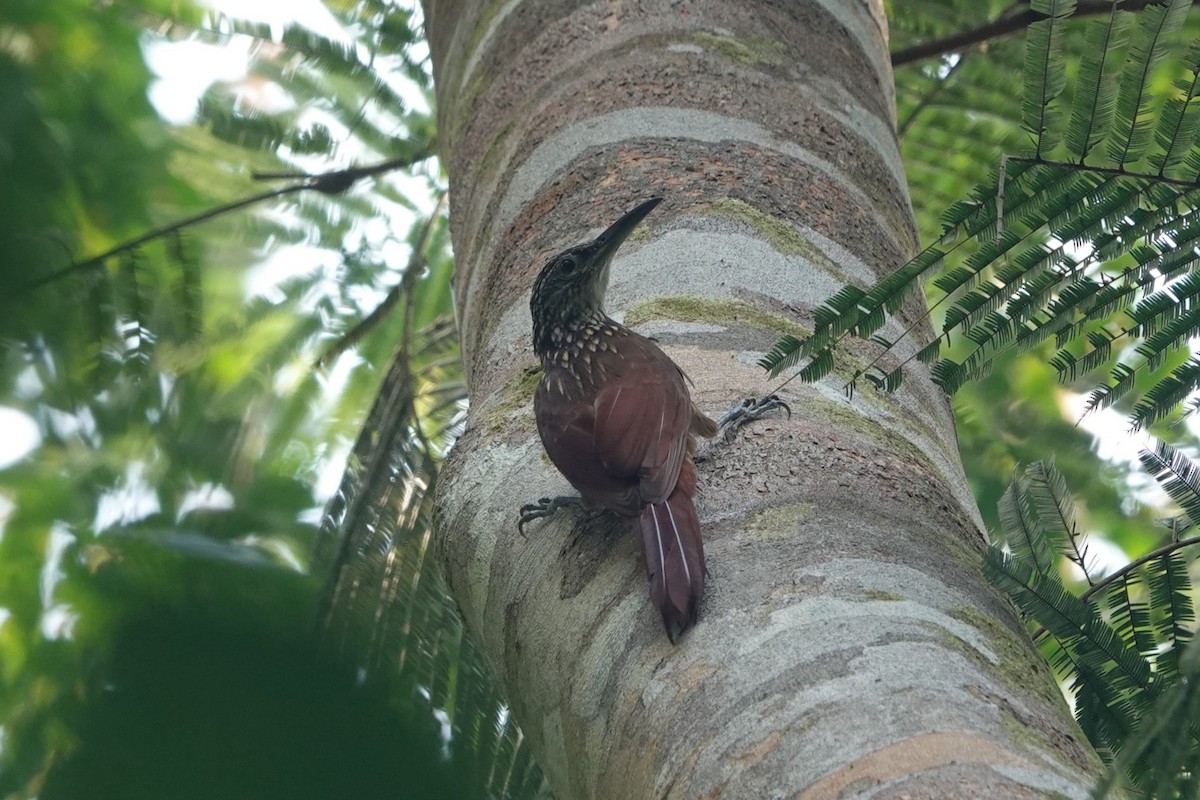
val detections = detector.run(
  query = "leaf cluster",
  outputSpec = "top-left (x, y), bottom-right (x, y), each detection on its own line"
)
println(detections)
top-left (0, 1), bottom-right (541, 797)
top-left (987, 453), bottom-right (1200, 795)
top-left (766, 0), bottom-right (1200, 438)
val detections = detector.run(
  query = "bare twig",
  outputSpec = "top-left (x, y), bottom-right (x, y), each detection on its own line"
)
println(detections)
top-left (1008, 156), bottom-right (1200, 189)
top-left (1080, 535), bottom-right (1200, 604)
top-left (315, 191), bottom-right (446, 367)
top-left (892, 0), bottom-right (1188, 67)
top-left (19, 152), bottom-right (433, 297)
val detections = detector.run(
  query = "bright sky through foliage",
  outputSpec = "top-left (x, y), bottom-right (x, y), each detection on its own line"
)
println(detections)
top-left (147, 0), bottom-right (347, 124)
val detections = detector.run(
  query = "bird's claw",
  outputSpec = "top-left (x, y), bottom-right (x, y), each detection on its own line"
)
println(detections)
top-left (518, 495), bottom-right (581, 535)
top-left (717, 394), bottom-right (791, 439)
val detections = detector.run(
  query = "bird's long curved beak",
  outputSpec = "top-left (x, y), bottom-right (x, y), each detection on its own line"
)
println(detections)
top-left (592, 197), bottom-right (663, 262)
top-left (584, 198), bottom-right (663, 303)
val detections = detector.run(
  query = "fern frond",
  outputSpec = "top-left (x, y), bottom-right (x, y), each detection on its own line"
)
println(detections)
top-left (863, 365), bottom-right (905, 394)
top-left (798, 347), bottom-right (835, 383)
top-left (1184, 393), bottom-right (1200, 421)
top-left (1148, 54), bottom-right (1200, 176)
top-left (942, 274), bottom-right (1101, 394)
top-left (1131, 304), bottom-right (1200, 373)
top-left (120, 252), bottom-right (147, 366)
top-left (1052, 329), bottom-right (1116, 381)
top-left (169, 233), bottom-right (202, 341)
top-left (914, 336), bottom-right (943, 364)
top-left (984, 547), bottom-right (1152, 691)
top-left (938, 174), bottom-right (1133, 340)
top-left (1145, 551), bottom-right (1195, 680)
top-left (1085, 362), bottom-right (1137, 415)
top-left (1093, 645), bottom-right (1200, 797)
top-left (1064, 3), bottom-right (1132, 161)
top-left (1026, 460), bottom-right (1093, 579)
top-left (1126, 271), bottom-right (1200, 339)
top-left (1077, 215), bottom-right (1200, 345)
top-left (1131, 355), bottom-right (1200, 429)
top-left (1105, 0), bottom-right (1192, 167)
top-left (1023, 0), bottom-right (1079, 157)
top-left (813, 285), bottom-right (868, 339)
top-left (1138, 439), bottom-right (1200, 530)
top-left (1051, 176), bottom-right (1144, 246)
top-left (996, 474), bottom-right (1055, 574)
top-left (800, 165), bottom-right (1068, 366)
top-left (767, 4), bottom-right (1200, 433)
top-left (1103, 572), bottom-right (1156, 658)
top-left (940, 244), bottom-right (1059, 333)
top-left (1092, 195), bottom-right (1179, 261)
top-left (852, 304), bottom-right (887, 337)
top-left (758, 335), bottom-right (804, 376)
top-left (930, 356), bottom-right (965, 394)
top-left (1071, 657), bottom-right (1136, 759)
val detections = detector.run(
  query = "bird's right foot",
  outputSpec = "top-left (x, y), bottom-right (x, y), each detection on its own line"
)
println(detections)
top-left (715, 394), bottom-right (791, 441)
top-left (696, 395), bottom-right (791, 463)
top-left (518, 495), bottom-right (582, 535)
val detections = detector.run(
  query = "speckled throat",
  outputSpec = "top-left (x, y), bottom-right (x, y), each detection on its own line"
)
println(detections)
top-left (537, 311), bottom-right (631, 393)
top-left (536, 309), bottom-right (618, 360)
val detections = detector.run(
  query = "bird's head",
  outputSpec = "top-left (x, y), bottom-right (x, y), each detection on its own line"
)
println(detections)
top-left (530, 197), bottom-right (662, 356)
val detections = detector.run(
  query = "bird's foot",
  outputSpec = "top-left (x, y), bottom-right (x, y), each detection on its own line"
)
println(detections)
top-left (716, 394), bottom-right (791, 439)
top-left (518, 495), bottom-right (582, 535)
top-left (697, 395), bottom-right (791, 462)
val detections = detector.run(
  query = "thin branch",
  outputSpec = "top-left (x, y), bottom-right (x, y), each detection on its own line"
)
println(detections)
top-left (251, 152), bottom-right (433, 189)
top-left (1008, 155), bottom-right (1200, 188)
top-left (1024, 535), bottom-right (1200, 643)
top-left (315, 191), bottom-right (446, 367)
top-left (19, 152), bottom-right (433, 297)
top-left (891, 0), bottom-right (1188, 67)
top-left (1080, 535), bottom-right (1200, 603)
top-left (897, 53), bottom-right (970, 137)
top-left (18, 184), bottom-right (301, 296)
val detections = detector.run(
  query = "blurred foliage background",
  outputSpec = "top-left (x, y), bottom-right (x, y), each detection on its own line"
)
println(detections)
top-left (0, 0), bottom-right (538, 796)
top-left (0, 0), bottom-right (1196, 797)
top-left (887, 0), bottom-right (1195, 555)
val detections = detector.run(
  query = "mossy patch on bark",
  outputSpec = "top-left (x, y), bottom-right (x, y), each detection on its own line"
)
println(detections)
top-left (693, 30), bottom-right (788, 68)
top-left (624, 295), bottom-right (808, 339)
top-left (701, 197), bottom-right (849, 281)
top-left (749, 502), bottom-right (814, 541)
top-left (482, 364), bottom-right (542, 432)
top-left (948, 605), bottom-right (1070, 714)
top-left (705, 197), bottom-right (808, 255)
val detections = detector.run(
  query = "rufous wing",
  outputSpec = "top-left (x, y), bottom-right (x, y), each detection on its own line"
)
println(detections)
top-left (592, 362), bottom-right (690, 505)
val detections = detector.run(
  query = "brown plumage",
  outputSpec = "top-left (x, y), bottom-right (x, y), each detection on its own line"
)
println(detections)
top-left (529, 198), bottom-right (717, 640)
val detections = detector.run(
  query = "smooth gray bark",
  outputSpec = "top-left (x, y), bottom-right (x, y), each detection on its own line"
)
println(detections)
top-left (425, 0), bottom-right (1100, 796)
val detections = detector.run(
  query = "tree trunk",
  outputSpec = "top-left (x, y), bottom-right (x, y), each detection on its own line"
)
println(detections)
top-left (425, 0), bottom-right (1100, 796)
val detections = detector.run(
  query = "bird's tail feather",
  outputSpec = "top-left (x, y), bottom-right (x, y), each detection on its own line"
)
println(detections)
top-left (637, 462), bottom-right (706, 642)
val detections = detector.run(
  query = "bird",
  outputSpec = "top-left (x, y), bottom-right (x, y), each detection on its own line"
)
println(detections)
top-left (520, 197), bottom-right (717, 641)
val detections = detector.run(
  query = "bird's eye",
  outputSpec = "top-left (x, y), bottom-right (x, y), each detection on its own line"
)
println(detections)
top-left (560, 256), bottom-right (577, 274)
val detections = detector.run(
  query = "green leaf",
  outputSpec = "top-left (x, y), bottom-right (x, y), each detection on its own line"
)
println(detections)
top-left (984, 547), bottom-right (1151, 692)
top-left (996, 473), bottom-right (1055, 574)
top-left (1105, 0), bottom-right (1192, 167)
top-left (1023, 0), bottom-right (1078, 156)
top-left (1131, 356), bottom-right (1200, 429)
top-left (1145, 551), bottom-right (1194, 679)
top-left (1138, 440), bottom-right (1200, 533)
top-left (1064, 5), bottom-right (1132, 161)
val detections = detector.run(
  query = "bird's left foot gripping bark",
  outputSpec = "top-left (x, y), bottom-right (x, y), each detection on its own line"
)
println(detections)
top-left (518, 495), bottom-right (582, 534)
top-left (695, 395), bottom-right (790, 463)
top-left (716, 394), bottom-right (791, 438)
